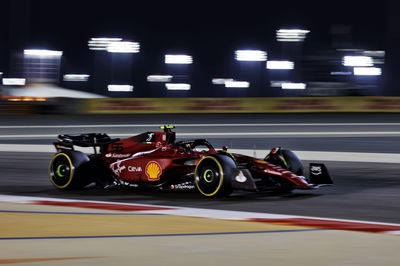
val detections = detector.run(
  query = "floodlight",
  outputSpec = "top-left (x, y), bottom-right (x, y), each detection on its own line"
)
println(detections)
top-left (281, 82), bottom-right (306, 90)
top-left (107, 41), bottom-right (140, 53)
top-left (165, 55), bottom-right (193, 64)
top-left (24, 50), bottom-right (63, 57)
top-left (343, 56), bottom-right (373, 67)
top-left (212, 78), bottom-right (234, 85)
top-left (353, 67), bottom-right (382, 76)
top-left (235, 50), bottom-right (267, 61)
top-left (224, 81), bottom-right (250, 88)
top-left (107, 85), bottom-right (133, 92)
top-left (88, 38), bottom-right (122, 51)
top-left (165, 83), bottom-right (191, 90)
top-left (147, 75), bottom-right (173, 82)
top-left (276, 29), bottom-right (310, 42)
top-left (63, 74), bottom-right (90, 82)
top-left (266, 61), bottom-right (294, 70)
top-left (2, 78), bottom-right (26, 86)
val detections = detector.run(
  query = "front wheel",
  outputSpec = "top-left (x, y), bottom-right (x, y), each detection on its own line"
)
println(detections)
top-left (265, 149), bottom-right (304, 176)
top-left (265, 149), bottom-right (304, 193)
top-left (194, 154), bottom-right (236, 197)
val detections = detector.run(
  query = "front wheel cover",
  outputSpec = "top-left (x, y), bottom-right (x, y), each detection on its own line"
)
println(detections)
top-left (49, 153), bottom-right (75, 189)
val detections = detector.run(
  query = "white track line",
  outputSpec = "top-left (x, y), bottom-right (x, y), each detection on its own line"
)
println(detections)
top-left (2, 131), bottom-right (400, 139)
top-left (1, 195), bottom-right (400, 231)
top-left (231, 149), bottom-right (400, 164)
top-left (1, 123), bottom-right (400, 129)
top-left (1, 144), bottom-right (400, 163)
top-left (386, 231), bottom-right (400, 235)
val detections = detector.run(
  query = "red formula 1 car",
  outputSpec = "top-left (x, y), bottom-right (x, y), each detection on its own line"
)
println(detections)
top-left (49, 126), bottom-right (333, 197)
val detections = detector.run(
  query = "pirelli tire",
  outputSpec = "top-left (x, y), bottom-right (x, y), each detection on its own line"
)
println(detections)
top-left (49, 151), bottom-right (92, 190)
top-left (264, 149), bottom-right (304, 193)
top-left (194, 154), bottom-right (236, 197)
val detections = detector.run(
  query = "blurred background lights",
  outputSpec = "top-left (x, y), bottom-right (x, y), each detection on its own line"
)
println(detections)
top-left (63, 74), bottom-right (90, 82)
top-left (88, 38), bottom-right (123, 51)
top-left (212, 78), bottom-right (234, 85)
top-left (165, 55), bottom-right (193, 64)
top-left (224, 81), bottom-right (250, 88)
top-left (23, 49), bottom-right (63, 82)
top-left (281, 82), bottom-right (306, 90)
top-left (23, 49), bottom-right (63, 57)
top-left (2, 78), bottom-right (26, 86)
top-left (331, 71), bottom-right (352, 76)
top-left (363, 50), bottom-right (385, 57)
top-left (147, 75), bottom-right (173, 82)
top-left (270, 80), bottom-right (291, 89)
top-left (266, 61), bottom-right (294, 70)
top-left (106, 41), bottom-right (140, 53)
top-left (343, 56), bottom-right (373, 67)
top-left (353, 67), bottom-right (382, 76)
top-left (235, 50), bottom-right (267, 61)
top-left (270, 81), bottom-right (287, 88)
top-left (276, 29), bottom-right (310, 42)
top-left (107, 85), bottom-right (133, 92)
top-left (165, 83), bottom-right (191, 90)
top-left (7, 97), bottom-right (46, 102)
top-left (338, 48), bottom-right (364, 52)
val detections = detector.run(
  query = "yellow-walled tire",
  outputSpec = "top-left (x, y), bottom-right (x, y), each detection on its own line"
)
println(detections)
top-left (194, 154), bottom-right (236, 197)
top-left (49, 151), bottom-right (91, 190)
top-left (264, 149), bottom-right (304, 193)
top-left (264, 149), bottom-right (304, 176)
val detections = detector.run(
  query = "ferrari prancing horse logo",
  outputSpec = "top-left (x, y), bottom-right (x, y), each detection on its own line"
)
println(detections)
top-left (145, 161), bottom-right (162, 180)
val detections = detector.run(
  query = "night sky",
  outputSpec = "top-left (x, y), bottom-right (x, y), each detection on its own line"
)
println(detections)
top-left (2, 0), bottom-right (388, 96)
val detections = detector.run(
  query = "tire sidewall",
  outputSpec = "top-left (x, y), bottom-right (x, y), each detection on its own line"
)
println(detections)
top-left (49, 151), bottom-right (90, 190)
top-left (265, 149), bottom-right (304, 193)
top-left (265, 149), bottom-right (303, 175)
top-left (194, 154), bottom-right (235, 197)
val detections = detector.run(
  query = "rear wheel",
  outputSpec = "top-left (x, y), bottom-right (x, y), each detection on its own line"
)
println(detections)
top-left (194, 154), bottom-right (236, 197)
top-left (49, 151), bottom-right (91, 190)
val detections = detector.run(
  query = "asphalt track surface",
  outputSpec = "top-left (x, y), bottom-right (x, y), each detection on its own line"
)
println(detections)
top-left (1, 113), bottom-right (400, 224)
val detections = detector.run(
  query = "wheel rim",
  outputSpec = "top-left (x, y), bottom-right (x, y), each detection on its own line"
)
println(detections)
top-left (50, 153), bottom-right (73, 188)
top-left (195, 157), bottom-right (223, 196)
top-left (56, 164), bottom-right (67, 177)
top-left (203, 169), bottom-right (214, 183)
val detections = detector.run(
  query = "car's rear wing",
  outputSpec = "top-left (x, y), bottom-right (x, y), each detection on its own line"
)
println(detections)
top-left (53, 133), bottom-right (118, 154)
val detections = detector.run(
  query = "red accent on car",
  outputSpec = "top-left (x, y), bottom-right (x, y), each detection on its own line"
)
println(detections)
top-left (249, 218), bottom-right (400, 233)
top-left (270, 148), bottom-right (279, 154)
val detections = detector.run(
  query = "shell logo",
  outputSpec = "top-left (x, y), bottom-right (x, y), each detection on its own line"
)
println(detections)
top-left (145, 161), bottom-right (162, 180)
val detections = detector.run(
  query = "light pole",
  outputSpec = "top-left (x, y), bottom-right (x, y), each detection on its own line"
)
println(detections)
top-left (164, 54), bottom-right (193, 97)
top-left (88, 38), bottom-right (140, 97)
top-left (23, 49), bottom-right (63, 83)
top-left (276, 29), bottom-right (310, 96)
top-left (234, 50), bottom-right (267, 96)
